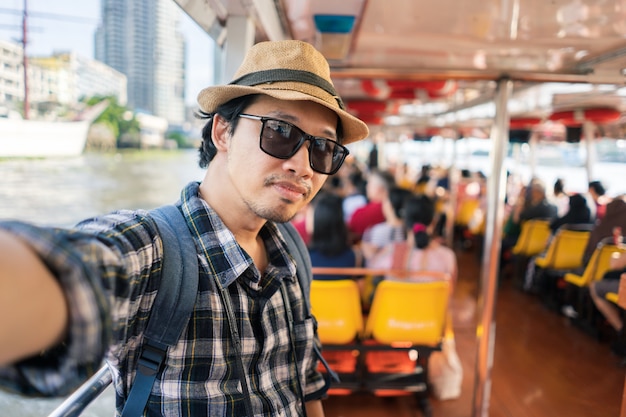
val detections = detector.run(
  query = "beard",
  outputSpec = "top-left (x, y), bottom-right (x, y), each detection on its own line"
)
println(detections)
top-left (243, 174), bottom-right (314, 223)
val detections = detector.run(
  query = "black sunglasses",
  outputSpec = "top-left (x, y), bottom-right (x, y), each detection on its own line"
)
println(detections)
top-left (238, 114), bottom-right (349, 175)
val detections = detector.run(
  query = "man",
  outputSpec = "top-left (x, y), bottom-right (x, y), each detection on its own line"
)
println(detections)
top-left (0, 40), bottom-right (368, 416)
top-left (347, 168), bottom-right (396, 242)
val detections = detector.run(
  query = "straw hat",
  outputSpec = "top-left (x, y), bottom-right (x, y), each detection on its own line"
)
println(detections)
top-left (197, 40), bottom-right (369, 144)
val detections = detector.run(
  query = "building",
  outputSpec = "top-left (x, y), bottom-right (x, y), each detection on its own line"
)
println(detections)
top-left (95, 0), bottom-right (186, 124)
top-left (0, 40), bottom-right (126, 117)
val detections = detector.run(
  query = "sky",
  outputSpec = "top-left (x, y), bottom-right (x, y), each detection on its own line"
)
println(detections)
top-left (0, 0), bottom-right (215, 106)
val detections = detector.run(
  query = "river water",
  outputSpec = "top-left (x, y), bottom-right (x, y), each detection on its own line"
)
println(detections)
top-left (0, 150), bottom-right (204, 417)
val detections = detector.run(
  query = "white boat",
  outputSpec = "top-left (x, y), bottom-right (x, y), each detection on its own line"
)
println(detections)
top-left (0, 100), bottom-right (108, 158)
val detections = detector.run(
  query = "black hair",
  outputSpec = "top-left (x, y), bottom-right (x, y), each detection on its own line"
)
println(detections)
top-left (196, 95), bottom-right (260, 168)
top-left (196, 94), bottom-right (346, 168)
top-left (309, 192), bottom-right (350, 257)
top-left (403, 194), bottom-right (435, 249)
top-left (554, 178), bottom-right (564, 195)
top-left (348, 171), bottom-right (367, 196)
top-left (588, 180), bottom-right (606, 196)
top-left (388, 186), bottom-right (413, 219)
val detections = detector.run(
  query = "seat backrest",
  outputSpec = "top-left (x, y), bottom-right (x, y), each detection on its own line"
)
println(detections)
top-left (310, 279), bottom-right (364, 345)
top-left (512, 219), bottom-right (551, 257)
top-left (592, 242), bottom-right (626, 282)
top-left (455, 198), bottom-right (480, 226)
top-left (364, 279), bottom-right (450, 346)
top-left (536, 228), bottom-right (590, 270)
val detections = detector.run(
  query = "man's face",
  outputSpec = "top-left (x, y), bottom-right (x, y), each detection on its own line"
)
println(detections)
top-left (225, 95), bottom-right (339, 223)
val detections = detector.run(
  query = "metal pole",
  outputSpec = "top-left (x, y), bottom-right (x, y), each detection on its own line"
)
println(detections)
top-left (445, 133), bottom-right (459, 249)
top-left (47, 365), bottom-right (112, 417)
top-left (583, 121), bottom-right (596, 183)
top-left (22, 0), bottom-right (29, 119)
top-left (471, 78), bottom-right (512, 417)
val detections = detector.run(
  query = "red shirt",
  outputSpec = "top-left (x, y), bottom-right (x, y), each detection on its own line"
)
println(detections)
top-left (291, 218), bottom-right (310, 246)
top-left (348, 201), bottom-right (385, 239)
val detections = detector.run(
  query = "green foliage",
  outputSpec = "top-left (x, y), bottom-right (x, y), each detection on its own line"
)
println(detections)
top-left (166, 131), bottom-right (189, 148)
top-left (88, 96), bottom-right (140, 143)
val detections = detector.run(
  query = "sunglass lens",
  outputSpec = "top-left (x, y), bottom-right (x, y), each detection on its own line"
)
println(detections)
top-left (310, 138), bottom-right (339, 174)
top-left (261, 119), bottom-right (301, 158)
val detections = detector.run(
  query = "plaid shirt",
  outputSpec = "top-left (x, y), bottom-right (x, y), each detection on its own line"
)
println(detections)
top-left (0, 181), bottom-right (326, 416)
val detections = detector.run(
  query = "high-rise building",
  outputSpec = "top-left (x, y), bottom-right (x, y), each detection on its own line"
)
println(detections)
top-left (95, 0), bottom-right (186, 124)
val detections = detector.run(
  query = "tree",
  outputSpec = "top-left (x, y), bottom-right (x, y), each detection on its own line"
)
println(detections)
top-left (86, 96), bottom-right (140, 146)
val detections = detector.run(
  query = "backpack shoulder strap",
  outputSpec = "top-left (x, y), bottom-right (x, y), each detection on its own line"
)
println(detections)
top-left (276, 222), bottom-right (339, 383)
top-left (276, 222), bottom-right (312, 311)
top-left (121, 204), bottom-right (199, 417)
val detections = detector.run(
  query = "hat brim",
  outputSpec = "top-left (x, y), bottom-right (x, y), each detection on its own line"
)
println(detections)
top-left (197, 84), bottom-right (369, 145)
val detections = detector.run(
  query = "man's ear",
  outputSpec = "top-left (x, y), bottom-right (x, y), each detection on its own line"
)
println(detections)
top-left (211, 115), bottom-right (230, 151)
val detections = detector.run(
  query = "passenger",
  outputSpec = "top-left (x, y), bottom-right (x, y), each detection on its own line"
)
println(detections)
top-left (586, 180), bottom-right (607, 222)
top-left (414, 164), bottom-right (432, 195)
top-left (347, 168), bottom-right (396, 242)
top-left (549, 193), bottom-right (593, 233)
top-left (581, 195), bottom-right (626, 266)
top-left (0, 40), bottom-right (369, 416)
top-left (501, 179), bottom-right (558, 276)
top-left (361, 186), bottom-right (413, 261)
top-left (341, 169), bottom-right (368, 224)
top-left (523, 193), bottom-right (593, 291)
top-left (306, 192), bottom-right (363, 280)
top-left (368, 194), bottom-right (457, 286)
top-left (552, 178), bottom-right (570, 217)
top-left (589, 254), bottom-right (626, 356)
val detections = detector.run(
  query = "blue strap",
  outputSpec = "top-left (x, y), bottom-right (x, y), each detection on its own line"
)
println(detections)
top-left (276, 222), bottom-right (312, 310)
top-left (121, 205), bottom-right (198, 417)
top-left (276, 222), bottom-right (339, 384)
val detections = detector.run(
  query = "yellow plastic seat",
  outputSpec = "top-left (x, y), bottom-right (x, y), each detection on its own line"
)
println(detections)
top-left (511, 219), bottom-right (552, 257)
top-left (606, 292), bottom-right (619, 304)
top-left (364, 279), bottom-right (450, 346)
top-left (564, 242), bottom-right (626, 288)
top-left (534, 229), bottom-right (590, 270)
top-left (310, 279), bottom-right (363, 345)
top-left (455, 198), bottom-right (480, 227)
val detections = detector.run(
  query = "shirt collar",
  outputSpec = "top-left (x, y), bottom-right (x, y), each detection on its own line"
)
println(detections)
top-left (177, 182), bottom-right (297, 288)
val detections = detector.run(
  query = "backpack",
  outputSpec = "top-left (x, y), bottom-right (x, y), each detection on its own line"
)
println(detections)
top-left (50, 204), bottom-right (336, 417)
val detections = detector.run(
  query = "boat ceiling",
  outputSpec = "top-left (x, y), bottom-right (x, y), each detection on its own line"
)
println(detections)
top-left (174, 0), bottom-right (626, 135)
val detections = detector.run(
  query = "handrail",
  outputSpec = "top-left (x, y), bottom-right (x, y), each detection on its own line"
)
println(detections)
top-left (48, 365), bottom-right (112, 417)
top-left (311, 267), bottom-right (451, 281)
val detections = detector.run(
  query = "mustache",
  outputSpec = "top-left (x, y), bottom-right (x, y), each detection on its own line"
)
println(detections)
top-left (264, 174), bottom-right (312, 199)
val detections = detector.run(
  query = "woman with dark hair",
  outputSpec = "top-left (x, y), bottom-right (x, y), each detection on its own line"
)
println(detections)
top-left (552, 178), bottom-right (570, 217)
top-left (549, 193), bottom-right (593, 232)
top-left (361, 186), bottom-right (413, 261)
top-left (306, 192), bottom-right (363, 280)
top-left (368, 194), bottom-right (457, 285)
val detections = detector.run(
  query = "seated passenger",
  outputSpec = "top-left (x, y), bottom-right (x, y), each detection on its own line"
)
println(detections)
top-left (347, 168), bottom-right (395, 242)
top-left (360, 186), bottom-right (413, 262)
top-left (581, 195), bottom-right (626, 266)
top-left (589, 252), bottom-right (626, 356)
top-left (501, 179), bottom-right (558, 276)
top-left (306, 192), bottom-right (363, 280)
top-left (368, 194), bottom-right (457, 286)
top-left (586, 180), bottom-right (607, 223)
top-left (549, 193), bottom-right (592, 233)
top-left (523, 193), bottom-right (593, 291)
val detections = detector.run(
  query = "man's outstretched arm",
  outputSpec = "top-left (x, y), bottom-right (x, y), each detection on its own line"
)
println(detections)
top-left (0, 230), bottom-right (68, 365)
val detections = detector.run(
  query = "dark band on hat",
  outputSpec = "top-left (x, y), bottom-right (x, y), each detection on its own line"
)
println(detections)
top-left (230, 69), bottom-right (345, 110)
